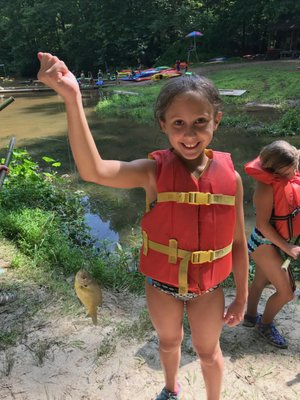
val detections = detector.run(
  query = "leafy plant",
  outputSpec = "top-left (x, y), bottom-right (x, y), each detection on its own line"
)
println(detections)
top-left (0, 149), bottom-right (146, 294)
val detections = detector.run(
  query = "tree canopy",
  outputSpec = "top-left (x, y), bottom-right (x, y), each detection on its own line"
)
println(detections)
top-left (0, 0), bottom-right (298, 76)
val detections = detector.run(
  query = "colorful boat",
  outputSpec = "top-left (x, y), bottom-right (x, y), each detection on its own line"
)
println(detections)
top-left (151, 69), bottom-right (182, 80)
top-left (119, 66), bottom-right (181, 82)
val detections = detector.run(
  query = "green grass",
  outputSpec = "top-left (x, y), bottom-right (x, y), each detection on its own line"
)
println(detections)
top-left (97, 84), bottom-right (163, 125)
top-left (205, 63), bottom-right (300, 104)
top-left (97, 62), bottom-right (300, 134)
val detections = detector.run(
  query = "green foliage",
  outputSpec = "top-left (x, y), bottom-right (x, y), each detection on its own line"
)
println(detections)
top-left (0, 0), bottom-right (298, 76)
top-left (0, 331), bottom-right (20, 350)
top-left (277, 108), bottom-right (300, 135)
top-left (97, 85), bottom-right (161, 124)
top-left (90, 236), bottom-right (145, 294)
top-left (221, 114), bottom-right (256, 129)
top-left (0, 149), bottom-right (145, 294)
top-left (155, 40), bottom-right (190, 66)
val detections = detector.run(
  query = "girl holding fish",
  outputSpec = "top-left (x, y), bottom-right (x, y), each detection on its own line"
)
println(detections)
top-left (37, 52), bottom-right (248, 400)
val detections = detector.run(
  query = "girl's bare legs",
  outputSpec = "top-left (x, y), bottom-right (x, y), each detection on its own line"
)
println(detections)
top-left (146, 281), bottom-right (184, 393)
top-left (186, 287), bottom-right (225, 400)
top-left (246, 258), bottom-right (269, 317)
top-left (249, 245), bottom-right (294, 323)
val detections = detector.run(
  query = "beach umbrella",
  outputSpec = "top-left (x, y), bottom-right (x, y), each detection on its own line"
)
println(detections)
top-left (185, 31), bottom-right (203, 38)
top-left (185, 31), bottom-right (203, 62)
top-left (185, 31), bottom-right (203, 49)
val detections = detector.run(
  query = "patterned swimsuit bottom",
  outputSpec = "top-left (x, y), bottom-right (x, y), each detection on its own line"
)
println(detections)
top-left (248, 227), bottom-right (273, 254)
top-left (146, 277), bottom-right (219, 301)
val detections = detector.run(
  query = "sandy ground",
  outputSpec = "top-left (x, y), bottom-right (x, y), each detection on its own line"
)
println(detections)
top-left (0, 262), bottom-right (299, 400)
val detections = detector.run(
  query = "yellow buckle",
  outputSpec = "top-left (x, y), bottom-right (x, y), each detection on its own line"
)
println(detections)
top-left (179, 192), bottom-right (211, 205)
top-left (191, 250), bottom-right (214, 264)
top-left (188, 192), bottom-right (210, 205)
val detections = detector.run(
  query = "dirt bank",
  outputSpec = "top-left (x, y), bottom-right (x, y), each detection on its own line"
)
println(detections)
top-left (0, 263), bottom-right (299, 400)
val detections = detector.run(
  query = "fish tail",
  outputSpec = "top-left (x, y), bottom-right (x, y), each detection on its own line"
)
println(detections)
top-left (88, 306), bottom-right (98, 325)
top-left (91, 312), bottom-right (98, 325)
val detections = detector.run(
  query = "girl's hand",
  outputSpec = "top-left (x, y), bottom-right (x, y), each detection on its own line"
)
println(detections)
top-left (284, 243), bottom-right (300, 259)
top-left (223, 298), bottom-right (245, 327)
top-left (37, 52), bottom-right (80, 102)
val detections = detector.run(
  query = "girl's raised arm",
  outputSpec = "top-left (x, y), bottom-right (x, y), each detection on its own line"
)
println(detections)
top-left (37, 52), bottom-right (156, 191)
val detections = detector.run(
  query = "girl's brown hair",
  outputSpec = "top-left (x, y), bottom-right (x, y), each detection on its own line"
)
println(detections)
top-left (154, 74), bottom-right (222, 123)
top-left (259, 140), bottom-right (299, 172)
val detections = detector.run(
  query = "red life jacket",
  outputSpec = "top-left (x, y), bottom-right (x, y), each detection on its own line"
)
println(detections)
top-left (244, 157), bottom-right (300, 240)
top-left (139, 148), bottom-right (236, 294)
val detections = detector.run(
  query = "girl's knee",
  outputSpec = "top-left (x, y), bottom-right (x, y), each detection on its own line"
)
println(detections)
top-left (159, 332), bottom-right (184, 352)
top-left (276, 287), bottom-right (294, 303)
top-left (283, 290), bottom-right (294, 303)
top-left (251, 278), bottom-right (269, 291)
top-left (195, 345), bottom-right (223, 366)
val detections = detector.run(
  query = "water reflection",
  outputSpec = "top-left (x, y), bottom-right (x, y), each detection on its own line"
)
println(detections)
top-left (1, 91), bottom-right (300, 243)
top-left (85, 213), bottom-right (119, 244)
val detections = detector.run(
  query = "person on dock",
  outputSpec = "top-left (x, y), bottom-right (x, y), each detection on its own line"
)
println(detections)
top-left (243, 140), bottom-right (300, 349)
top-left (87, 71), bottom-right (94, 85)
top-left (80, 70), bottom-right (85, 82)
top-left (37, 52), bottom-right (248, 400)
top-left (97, 69), bottom-right (103, 81)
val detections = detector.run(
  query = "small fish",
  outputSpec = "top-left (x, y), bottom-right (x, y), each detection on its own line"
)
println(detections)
top-left (74, 269), bottom-right (102, 325)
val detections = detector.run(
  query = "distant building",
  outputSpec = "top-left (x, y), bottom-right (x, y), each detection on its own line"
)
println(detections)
top-left (267, 16), bottom-right (300, 59)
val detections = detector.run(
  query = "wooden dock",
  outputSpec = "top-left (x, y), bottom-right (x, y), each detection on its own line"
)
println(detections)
top-left (0, 86), bottom-right (53, 94)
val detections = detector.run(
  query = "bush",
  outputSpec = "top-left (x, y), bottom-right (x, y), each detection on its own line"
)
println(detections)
top-left (0, 149), bottom-right (145, 293)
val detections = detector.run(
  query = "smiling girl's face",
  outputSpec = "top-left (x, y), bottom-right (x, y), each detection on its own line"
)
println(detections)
top-left (159, 92), bottom-right (222, 165)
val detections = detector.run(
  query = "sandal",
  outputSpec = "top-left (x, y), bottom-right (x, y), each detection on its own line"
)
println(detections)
top-left (242, 313), bottom-right (261, 328)
top-left (255, 315), bottom-right (288, 349)
top-left (0, 290), bottom-right (17, 306)
top-left (156, 383), bottom-right (181, 400)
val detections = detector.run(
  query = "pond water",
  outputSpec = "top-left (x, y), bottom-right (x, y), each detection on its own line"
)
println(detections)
top-left (1, 90), bottom-right (299, 245)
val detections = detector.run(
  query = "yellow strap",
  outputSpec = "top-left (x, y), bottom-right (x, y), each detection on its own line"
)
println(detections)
top-left (145, 153), bottom-right (155, 212)
top-left (168, 239), bottom-right (178, 264)
top-left (142, 231), bottom-right (232, 294)
top-left (142, 231), bottom-right (148, 256)
top-left (157, 191), bottom-right (235, 206)
top-left (178, 255), bottom-right (190, 295)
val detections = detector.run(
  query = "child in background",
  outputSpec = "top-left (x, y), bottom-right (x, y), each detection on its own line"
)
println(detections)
top-left (37, 52), bottom-right (248, 400)
top-left (244, 140), bottom-right (300, 348)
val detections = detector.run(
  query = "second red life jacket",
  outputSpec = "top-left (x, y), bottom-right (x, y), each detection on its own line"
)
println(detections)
top-left (245, 156), bottom-right (300, 239)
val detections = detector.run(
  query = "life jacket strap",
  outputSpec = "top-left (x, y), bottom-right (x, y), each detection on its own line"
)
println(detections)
top-left (157, 191), bottom-right (235, 206)
top-left (271, 205), bottom-right (300, 221)
top-left (142, 231), bottom-right (232, 295)
top-left (271, 206), bottom-right (300, 239)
